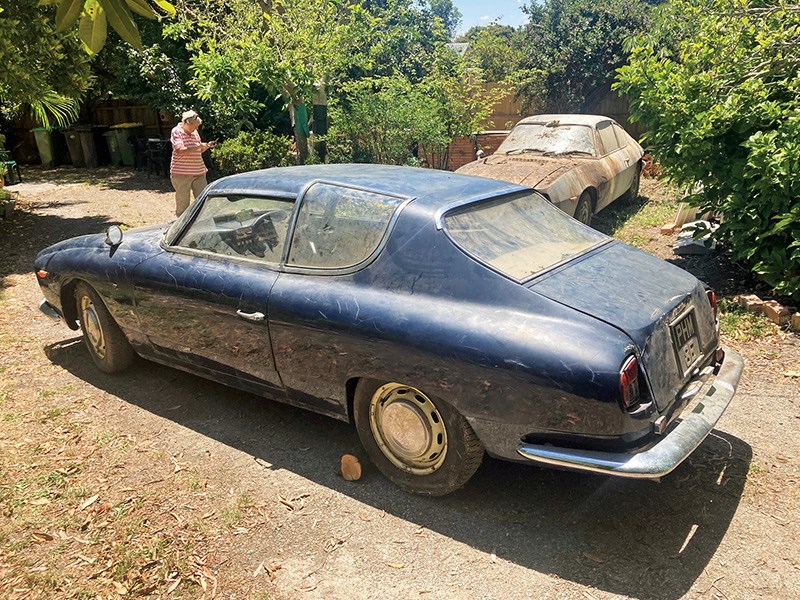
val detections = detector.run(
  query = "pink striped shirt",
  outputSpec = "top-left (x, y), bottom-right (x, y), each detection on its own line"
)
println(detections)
top-left (170, 124), bottom-right (208, 176)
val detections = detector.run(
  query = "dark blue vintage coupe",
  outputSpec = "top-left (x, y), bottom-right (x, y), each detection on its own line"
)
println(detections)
top-left (35, 164), bottom-right (743, 495)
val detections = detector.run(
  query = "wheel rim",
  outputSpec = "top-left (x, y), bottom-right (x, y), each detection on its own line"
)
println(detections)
top-left (80, 294), bottom-right (106, 359)
top-left (576, 197), bottom-right (591, 224)
top-left (368, 383), bottom-right (448, 475)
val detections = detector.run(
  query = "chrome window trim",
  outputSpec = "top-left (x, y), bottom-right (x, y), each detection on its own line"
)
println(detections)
top-left (433, 186), bottom-right (530, 230)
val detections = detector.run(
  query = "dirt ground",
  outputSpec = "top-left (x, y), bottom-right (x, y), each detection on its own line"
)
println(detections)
top-left (1, 167), bottom-right (799, 600)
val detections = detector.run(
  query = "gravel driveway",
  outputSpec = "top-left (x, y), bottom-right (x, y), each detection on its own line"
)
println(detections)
top-left (1, 168), bottom-right (798, 600)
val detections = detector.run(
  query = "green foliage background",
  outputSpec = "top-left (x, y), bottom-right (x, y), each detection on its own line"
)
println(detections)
top-left (617, 0), bottom-right (800, 299)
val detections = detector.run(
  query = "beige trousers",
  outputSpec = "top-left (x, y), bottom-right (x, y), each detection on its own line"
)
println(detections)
top-left (171, 173), bottom-right (208, 216)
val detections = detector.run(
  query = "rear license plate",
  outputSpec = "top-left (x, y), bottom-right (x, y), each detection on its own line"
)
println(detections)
top-left (670, 308), bottom-right (700, 374)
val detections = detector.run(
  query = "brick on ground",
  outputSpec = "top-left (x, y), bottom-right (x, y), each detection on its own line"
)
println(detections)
top-left (762, 300), bottom-right (790, 325)
top-left (735, 294), bottom-right (764, 312)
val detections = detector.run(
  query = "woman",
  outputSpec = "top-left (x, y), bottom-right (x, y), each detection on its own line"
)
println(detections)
top-left (170, 110), bottom-right (216, 216)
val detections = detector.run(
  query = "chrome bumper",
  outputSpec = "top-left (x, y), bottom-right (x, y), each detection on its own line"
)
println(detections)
top-left (516, 346), bottom-right (744, 478)
top-left (38, 299), bottom-right (62, 321)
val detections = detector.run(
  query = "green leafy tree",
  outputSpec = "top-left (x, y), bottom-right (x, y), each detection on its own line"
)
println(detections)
top-left (427, 0), bottom-right (462, 39)
top-left (39, 0), bottom-right (175, 55)
top-left (0, 0), bottom-right (92, 127)
top-left (617, 0), bottom-right (800, 299)
top-left (516, 0), bottom-right (650, 112)
top-left (330, 53), bottom-right (495, 168)
top-left (460, 24), bottom-right (524, 83)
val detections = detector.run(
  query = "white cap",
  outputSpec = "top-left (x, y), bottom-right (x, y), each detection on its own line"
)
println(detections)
top-left (181, 110), bottom-right (200, 123)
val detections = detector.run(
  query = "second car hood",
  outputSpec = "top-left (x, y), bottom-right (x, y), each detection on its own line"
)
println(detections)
top-left (457, 155), bottom-right (576, 188)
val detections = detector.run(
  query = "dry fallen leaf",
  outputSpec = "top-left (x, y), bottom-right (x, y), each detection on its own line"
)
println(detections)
top-left (29, 498), bottom-right (51, 505)
top-left (340, 454), bottom-right (362, 481)
top-left (784, 371), bottom-right (800, 378)
top-left (386, 562), bottom-right (405, 569)
top-left (582, 552), bottom-right (606, 564)
top-left (112, 581), bottom-right (128, 595)
top-left (166, 577), bottom-right (182, 594)
top-left (31, 532), bottom-right (53, 542)
top-left (79, 494), bottom-right (100, 511)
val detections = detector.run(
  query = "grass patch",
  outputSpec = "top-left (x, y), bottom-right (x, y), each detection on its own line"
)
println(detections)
top-left (718, 299), bottom-right (777, 341)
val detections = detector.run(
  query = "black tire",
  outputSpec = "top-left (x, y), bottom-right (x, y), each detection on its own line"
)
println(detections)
top-left (574, 191), bottom-right (593, 226)
top-left (353, 380), bottom-right (484, 496)
top-left (75, 282), bottom-right (134, 374)
top-left (623, 164), bottom-right (642, 202)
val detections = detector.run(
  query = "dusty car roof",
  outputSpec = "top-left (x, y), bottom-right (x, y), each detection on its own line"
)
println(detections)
top-left (207, 164), bottom-right (526, 210)
top-left (515, 114), bottom-right (612, 127)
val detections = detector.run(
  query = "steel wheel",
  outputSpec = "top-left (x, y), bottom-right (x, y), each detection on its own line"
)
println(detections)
top-left (368, 383), bottom-right (448, 475)
top-left (354, 379), bottom-right (484, 495)
top-left (75, 282), bottom-right (134, 374)
top-left (625, 164), bottom-right (642, 202)
top-left (575, 192), bottom-right (593, 226)
top-left (80, 293), bottom-right (107, 360)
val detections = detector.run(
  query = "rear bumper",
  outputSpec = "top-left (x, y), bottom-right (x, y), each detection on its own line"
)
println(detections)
top-left (516, 346), bottom-right (744, 478)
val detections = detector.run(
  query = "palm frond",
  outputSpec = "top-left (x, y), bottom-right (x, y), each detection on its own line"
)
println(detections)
top-left (30, 93), bottom-right (80, 128)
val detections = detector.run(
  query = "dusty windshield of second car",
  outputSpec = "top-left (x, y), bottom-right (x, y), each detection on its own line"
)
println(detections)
top-left (497, 123), bottom-right (595, 156)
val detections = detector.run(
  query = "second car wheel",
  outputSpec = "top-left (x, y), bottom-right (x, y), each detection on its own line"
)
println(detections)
top-left (354, 380), bottom-right (484, 496)
top-left (75, 282), bottom-right (134, 374)
top-left (574, 191), bottom-right (593, 226)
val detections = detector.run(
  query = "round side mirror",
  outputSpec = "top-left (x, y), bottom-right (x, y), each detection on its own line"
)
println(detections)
top-left (105, 225), bottom-right (124, 246)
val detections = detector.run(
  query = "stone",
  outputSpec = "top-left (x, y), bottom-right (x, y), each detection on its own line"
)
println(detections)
top-left (791, 312), bottom-right (800, 331)
top-left (660, 223), bottom-right (676, 235)
top-left (673, 220), bottom-right (718, 255)
top-left (762, 300), bottom-right (790, 325)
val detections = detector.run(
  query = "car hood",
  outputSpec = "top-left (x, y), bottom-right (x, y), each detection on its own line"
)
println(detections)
top-left (457, 155), bottom-right (577, 188)
top-left (528, 241), bottom-right (717, 410)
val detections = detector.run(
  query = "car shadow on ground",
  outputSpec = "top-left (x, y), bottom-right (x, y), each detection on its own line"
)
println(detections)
top-left (46, 338), bottom-right (752, 600)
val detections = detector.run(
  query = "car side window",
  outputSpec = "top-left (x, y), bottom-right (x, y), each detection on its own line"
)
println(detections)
top-left (612, 124), bottom-right (629, 149)
top-left (287, 183), bottom-right (404, 269)
top-left (597, 121), bottom-right (620, 155)
top-left (175, 195), bottom-right (295, 263)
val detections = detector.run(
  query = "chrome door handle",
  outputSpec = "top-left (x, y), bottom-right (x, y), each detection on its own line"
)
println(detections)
top-left (236, 310), bottom-right (265, 322)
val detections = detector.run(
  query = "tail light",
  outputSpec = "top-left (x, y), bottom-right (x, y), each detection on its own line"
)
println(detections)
top-left (706, 289), bottom-right (718, 321)
top-left (620, 355), bottom-right (640, 410)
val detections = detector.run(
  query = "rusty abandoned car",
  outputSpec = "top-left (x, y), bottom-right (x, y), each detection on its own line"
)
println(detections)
top-left (457, 114), bottom-right (645, 226)
top-left (35, 164), bottom-right (743, 495)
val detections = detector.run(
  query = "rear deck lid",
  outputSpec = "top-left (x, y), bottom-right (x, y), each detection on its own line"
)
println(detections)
top-left (528, 242), bottom-right (717, 410)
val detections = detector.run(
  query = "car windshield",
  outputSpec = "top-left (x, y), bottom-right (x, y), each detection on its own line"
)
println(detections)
top-left (444, 191), bottom-right (608, 280)
top-left (497, 123), bottom-right (595, 156)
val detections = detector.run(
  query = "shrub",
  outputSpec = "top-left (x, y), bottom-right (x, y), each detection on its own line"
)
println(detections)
top-left (211, 130), bottom-right (293, 177)
top-left (617, 0), bottom-right (800, 300)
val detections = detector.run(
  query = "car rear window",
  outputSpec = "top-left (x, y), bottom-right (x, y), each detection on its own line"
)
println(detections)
top-left (443, 191), bottom-right (608, 280)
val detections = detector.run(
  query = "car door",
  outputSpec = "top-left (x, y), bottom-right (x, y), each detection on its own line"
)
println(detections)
top-left (131, 193), bottom-right (296, 394)
top-left (267, 182), bottom-right (409, 419)
top-left (594, 120), bottom-right (630, 210)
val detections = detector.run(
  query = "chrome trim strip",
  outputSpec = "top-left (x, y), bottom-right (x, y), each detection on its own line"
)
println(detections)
top-left (516, 346), bottom-right (744, 478)
top-left (433, 185), bottom-right (531, 230)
